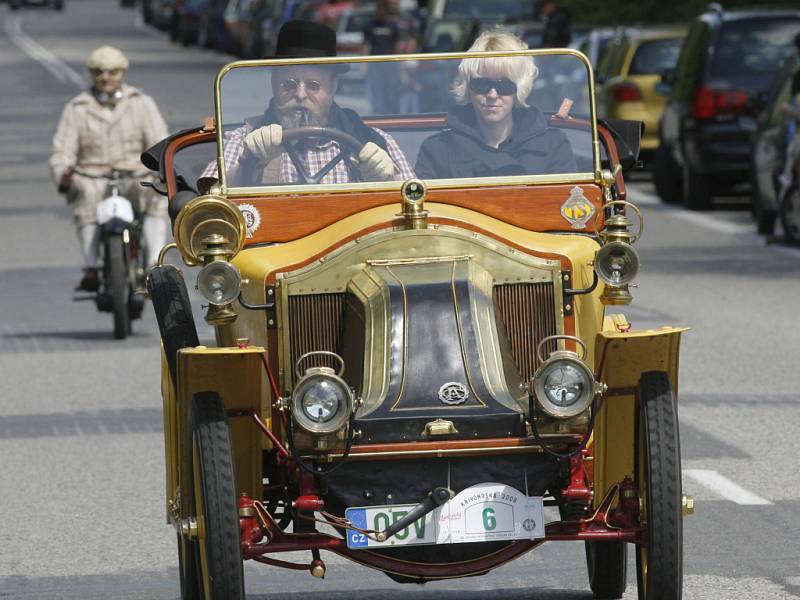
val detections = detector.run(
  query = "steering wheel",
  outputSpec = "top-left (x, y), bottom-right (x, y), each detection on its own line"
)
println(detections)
top-left (243, 126), bottom-right (365, 186)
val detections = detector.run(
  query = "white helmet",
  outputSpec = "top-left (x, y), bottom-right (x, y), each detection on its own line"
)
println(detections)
top-left (86, 46), bottom-right (129, 71)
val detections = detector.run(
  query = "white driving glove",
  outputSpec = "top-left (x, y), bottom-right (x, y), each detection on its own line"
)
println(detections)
top-left (243, 124), bottom-right (284, 163)
top-left (355, 142), bottom-right (395, 182)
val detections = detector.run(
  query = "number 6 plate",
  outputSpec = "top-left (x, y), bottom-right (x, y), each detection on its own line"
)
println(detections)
top-left (346, 483), bottom-right (545, 549)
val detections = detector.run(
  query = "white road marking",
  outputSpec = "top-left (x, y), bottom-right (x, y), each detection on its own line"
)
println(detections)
top-left (684, 469), bottom-right (773, 506)
top-left (4, 15), bottom-right (87, 89)
top-left (627, 187), bottom-right (800, 258)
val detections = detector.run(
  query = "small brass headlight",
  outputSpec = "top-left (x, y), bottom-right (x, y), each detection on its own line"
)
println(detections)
top-left (172, 195), bottom-right (246, 266)
top-left (594, 241), bottom-right (640, 286)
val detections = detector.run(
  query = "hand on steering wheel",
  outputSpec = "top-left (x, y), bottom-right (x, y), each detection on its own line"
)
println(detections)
top-left (240, 126), bottom-right (395, 185)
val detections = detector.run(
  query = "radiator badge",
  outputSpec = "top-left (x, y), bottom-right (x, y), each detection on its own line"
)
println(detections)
top-left (560, 186), bottom-right (594, 230)
top-left (438, 382), bottom-right (469, 405)
top-left (238, 203), bottom-right (261, 238)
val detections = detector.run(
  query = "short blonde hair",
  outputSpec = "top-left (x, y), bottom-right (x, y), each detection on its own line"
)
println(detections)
top-left (451, 29), bottom-right (537, 108)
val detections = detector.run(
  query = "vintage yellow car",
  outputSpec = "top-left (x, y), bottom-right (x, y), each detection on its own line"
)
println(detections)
top-left (142, 48), bottom-right (692, 599)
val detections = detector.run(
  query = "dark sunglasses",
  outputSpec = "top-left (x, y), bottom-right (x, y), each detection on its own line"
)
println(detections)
top-left (280, 78), bottom-right (323, 94)
top-left (468, 77), bottom-right (517, 96)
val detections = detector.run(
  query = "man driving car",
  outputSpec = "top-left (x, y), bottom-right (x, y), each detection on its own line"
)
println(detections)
top-left (199, 20), bottom-right (414, 190)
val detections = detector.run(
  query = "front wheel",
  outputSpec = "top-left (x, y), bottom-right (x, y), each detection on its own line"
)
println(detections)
top-left (682, 164), bottom-right (712, 211)
top-left (186, 392), bottom-right (245, 599)
top-left (653, 144), bottom-right (682, 205)
top-left (586, 540), bottom-right (627, 598)
top-left (780, 184), bottom-right (800, 246)
top-left (635, 371), bottom-right (683, 600)
top-left (106, 234), bottom-right (131, 339)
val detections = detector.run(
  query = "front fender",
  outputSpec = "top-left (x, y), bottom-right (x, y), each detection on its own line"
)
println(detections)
top-left (591, 324), bottom-right (690, 507)
top-left (162, 346), bottom-right (269, 520)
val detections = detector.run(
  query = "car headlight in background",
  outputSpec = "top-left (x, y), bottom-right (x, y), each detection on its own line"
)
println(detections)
top-left (196, 260), bottom-right (241, 306)
top-left (594, 240), bottom-right (639, 286)
top-left (292, 367), bottom-right (353, 434)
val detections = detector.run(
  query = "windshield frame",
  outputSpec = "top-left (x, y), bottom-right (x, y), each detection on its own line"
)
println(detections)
top-left (213, 49), bottom-right (601, 197)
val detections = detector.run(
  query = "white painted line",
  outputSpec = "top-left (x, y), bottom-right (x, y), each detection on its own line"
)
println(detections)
top-left (4, 15), bottom-right (87, 89)
top-left (684, 469), bottom-right (773, 506)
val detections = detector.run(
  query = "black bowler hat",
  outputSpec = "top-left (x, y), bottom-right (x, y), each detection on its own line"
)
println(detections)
top-left (274, 20), bottom-right (349, 72)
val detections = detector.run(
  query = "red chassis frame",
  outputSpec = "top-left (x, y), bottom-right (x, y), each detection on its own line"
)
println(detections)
top-left (228, 403), bottom-right (645, 579)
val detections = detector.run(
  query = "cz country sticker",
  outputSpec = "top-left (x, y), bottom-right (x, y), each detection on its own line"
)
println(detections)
top-left (560, 186), bottom-right (595, 230)
top-left (238, 203), bottom-right (261, 238)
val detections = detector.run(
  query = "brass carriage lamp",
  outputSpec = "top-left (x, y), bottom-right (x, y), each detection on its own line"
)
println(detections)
top-left (594, 200), bottom-right (643, 306)
top-left (172, 195), bottom-right (246, 324)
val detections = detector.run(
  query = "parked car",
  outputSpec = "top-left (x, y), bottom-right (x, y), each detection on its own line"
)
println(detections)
top-left (654, 6), bottom-right (800, 209)
top-left (750, 55), bottom-right (798, 234)
top-left (577, 27), bottom-right (620, 71)
top-left (143, 0), bottom-right (177, 31)
top-left (195, 0), bottom-right (230, 50)
top-left (596, 27), bottom-right (686, 160)
top-left (8, 0), bottom-right (63, 9)
top-left (143, 49), bottom-right (692, 600)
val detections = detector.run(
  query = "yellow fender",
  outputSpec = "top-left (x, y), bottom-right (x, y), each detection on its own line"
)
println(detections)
top-left (591, 320), bottom-right (689, 507)
top-left (162, 345), bottom-right (269, 520)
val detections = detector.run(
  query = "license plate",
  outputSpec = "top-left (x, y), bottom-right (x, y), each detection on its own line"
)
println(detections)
top-left (345, 483), bottom-right (545, 549)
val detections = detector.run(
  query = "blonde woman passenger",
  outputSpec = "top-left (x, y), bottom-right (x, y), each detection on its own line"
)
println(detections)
top-left (414, 30), bottom-right (576, 179)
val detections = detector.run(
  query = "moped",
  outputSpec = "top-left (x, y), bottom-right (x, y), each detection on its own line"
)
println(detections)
top-left (74, 169), bottom-right (148, 339)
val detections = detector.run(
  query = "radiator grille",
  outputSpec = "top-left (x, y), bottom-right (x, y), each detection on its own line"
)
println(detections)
top-left (493, 282), bottom-right (558, 381)
top-left (287, 293), bottom-right (346, 381)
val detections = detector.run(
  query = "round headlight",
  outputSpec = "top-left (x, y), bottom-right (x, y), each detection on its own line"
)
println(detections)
top-left (173, 195), bottom-right (246, 266)
top-left (533, 355), bottom-right (596, 418)
top-left (292, 368), bottom-right (353, 434)
top-left (595, 241), bottom-right (639, 286)
top-left (196, 261), bottom-right (241, 306)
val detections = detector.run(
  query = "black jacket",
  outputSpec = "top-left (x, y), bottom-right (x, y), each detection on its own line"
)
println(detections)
top-left (414, 104), bottom-right (577, 179)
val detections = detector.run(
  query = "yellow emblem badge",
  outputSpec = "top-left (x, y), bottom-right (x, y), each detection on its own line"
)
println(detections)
top-left (560, 186), bottom-right (595, 229)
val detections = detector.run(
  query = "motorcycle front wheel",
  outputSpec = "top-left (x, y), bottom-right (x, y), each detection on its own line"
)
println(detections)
top-left (106, 234), bottom-right (131, 339)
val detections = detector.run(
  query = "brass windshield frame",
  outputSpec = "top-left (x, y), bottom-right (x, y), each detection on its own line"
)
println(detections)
top-left (213, 49), bottom-right (601, 196)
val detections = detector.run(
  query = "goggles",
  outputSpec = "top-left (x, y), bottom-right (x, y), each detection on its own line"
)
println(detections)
top-left (468, 77), bottom-right (517, 96)
top-left (280, 78), bottom-right (323, 94)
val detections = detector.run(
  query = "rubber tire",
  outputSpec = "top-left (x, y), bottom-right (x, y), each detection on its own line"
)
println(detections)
top-left (177, 532), bottom-right (201, 600)
top-left (107, 235), bottom-right (131, 340)
top-left (754, 201), bottom-right (777, 236)
top-left (52, 0), bottom-right (64, 10)
top-left (653, 145), bottom-right (682, 205)
top-left (780, 184), bottom-right (800, 246)
top-left (186, 392), bottom-right (245, 599)
top-left (147, 265), bottom-right (199, 384)
top-left (682, 164), bottom-right (712, 211)
top-left (586, 540), bottom-right (627, 598)
top-left (635, 371), bottom-right (683, 600)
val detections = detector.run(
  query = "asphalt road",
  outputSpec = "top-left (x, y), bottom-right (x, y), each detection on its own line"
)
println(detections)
top-left (1, 2), bottom-right (799, 599)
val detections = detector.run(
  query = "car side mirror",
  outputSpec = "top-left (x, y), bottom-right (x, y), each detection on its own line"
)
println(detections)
top-left (655, 68), bottom-right (676, 96)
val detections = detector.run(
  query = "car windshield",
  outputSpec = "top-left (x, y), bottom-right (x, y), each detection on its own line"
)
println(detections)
top-left (629, 37), bottom-right (683, 76)
top-left (709, 18), bottom-right (800, 79)
top-left (213, 51), bottom-right (596, 194)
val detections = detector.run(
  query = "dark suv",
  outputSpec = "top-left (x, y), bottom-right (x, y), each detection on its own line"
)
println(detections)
top-left (654, 6), bottom-right (800, 210)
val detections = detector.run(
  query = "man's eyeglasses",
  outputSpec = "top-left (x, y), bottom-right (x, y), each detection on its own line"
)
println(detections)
top-left (468, 77), bottom-right (517, 96)
top-left (280, 78), bottom-right (323, 94)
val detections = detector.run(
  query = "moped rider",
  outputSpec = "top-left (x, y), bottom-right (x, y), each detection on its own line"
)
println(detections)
top-left (50, 46), bottom-right (169, 292)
